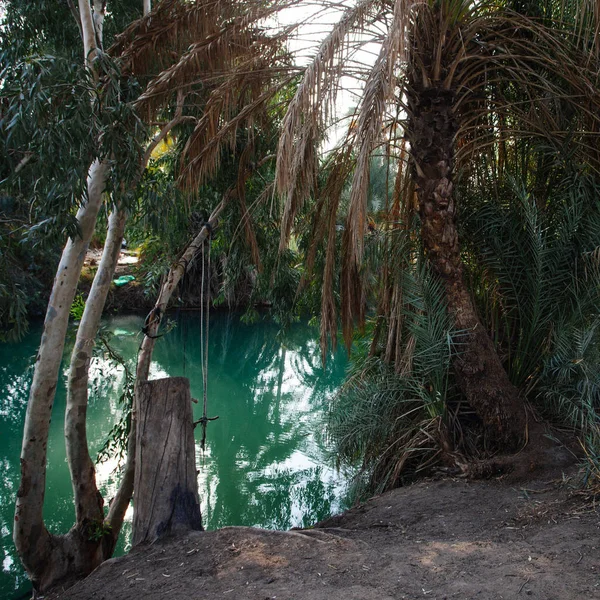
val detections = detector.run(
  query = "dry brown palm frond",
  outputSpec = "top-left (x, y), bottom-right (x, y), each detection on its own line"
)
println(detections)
top-left (112, 0), bottom-right (293, 78)
top-left (352, 0), bottom-right (410, 211)
top-left (313, 146), bottom-right (356, 358)
top-left (302, 146), bottom-right (355, 287)
top-left (320, 192), bottom-right (340, 360)
top-left (111, 0), bottom-right (219, 75)
top-left (340, 227), bottom-right (366, 351)
top-left (397, 333), bottom-right (415, 376)
top-left (135, 18), bottom-right (293, 118)
top-left (571, 0), bottom-right (600, 59)
top-left (276, 0), bottom-right (383, 251)
top-left (340, 0), bottom-right (412, 349)
top-left (179, 70), bottom-right (294, 189)
top-left (297, 193), bottom-right (328, 288)
top-left (278, 118), bottom-right (320, 248)
top-left (125, 0), bottom-right (295, 192)
top-left (384, 280), bottom-right (402, 364)
top-left (448, 13), bottom-right (600, 171)
top-left (389, 140), bottom-right (413, 226)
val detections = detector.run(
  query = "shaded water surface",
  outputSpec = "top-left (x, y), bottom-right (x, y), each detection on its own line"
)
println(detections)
top-left (0, 313), bottom-right (348, 599)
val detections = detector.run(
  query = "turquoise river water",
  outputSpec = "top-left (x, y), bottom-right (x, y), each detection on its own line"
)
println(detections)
top-left (0, 313), bottom-right (348, 599)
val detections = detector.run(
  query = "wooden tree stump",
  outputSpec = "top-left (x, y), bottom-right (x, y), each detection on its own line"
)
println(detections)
top-left (132, 377), bottom-right (203, 546)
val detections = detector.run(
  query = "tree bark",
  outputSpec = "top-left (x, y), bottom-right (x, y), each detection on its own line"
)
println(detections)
top-left (68, 99), bottom-right (187, 541)
top-left (408, 87), bottom-right (526, 448)
top-left (107, 201), bottom-right (223, 542)
top-left (13, 0), bottom-right (111, 589)
top-left (92, 0), bottom-right (106, 51)
top-left (66, 208), bottom-right (127, 527)
top-left (136, 200), bottom-right (224, 382)
top-left (78, 0), bottom-right (101, 66)
top-left (132, 377), bottom-right (202, 546)
top-left (13, 159), bottom-right (109, 592)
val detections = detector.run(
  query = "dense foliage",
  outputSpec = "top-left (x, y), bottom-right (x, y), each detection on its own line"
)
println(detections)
top-left (1, 7), bottom-right (599, 592)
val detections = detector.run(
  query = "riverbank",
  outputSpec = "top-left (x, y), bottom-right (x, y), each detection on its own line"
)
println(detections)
top-left (51, 472), bottom-right (599, 600)
top-left (0, 314), bottom-right (349, 600)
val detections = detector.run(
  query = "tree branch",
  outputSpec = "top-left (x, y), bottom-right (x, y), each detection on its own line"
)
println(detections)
top-left (108, 193), bottom-right (227, 534)
top-left (67, 0), bottom-right (83, 40)
top-left (77, 0), bottom-right (98, 66)
top-left (142, 89), bottom-right (187, 168)
top-left (14, 153), bottom-right (34, 174)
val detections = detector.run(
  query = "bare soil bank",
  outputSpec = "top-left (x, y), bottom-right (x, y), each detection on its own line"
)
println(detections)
top-left (53, 476), bottom-right (599, 600)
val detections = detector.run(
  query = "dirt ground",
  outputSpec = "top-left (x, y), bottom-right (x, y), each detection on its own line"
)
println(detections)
top-left (53, 474), bottom-right (599, 600)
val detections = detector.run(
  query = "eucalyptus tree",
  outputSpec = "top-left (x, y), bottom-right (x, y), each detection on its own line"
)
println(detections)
top-left (4, 0), bottom-right (295, 593)
top-left (276, 0), bottom-right (600, 449)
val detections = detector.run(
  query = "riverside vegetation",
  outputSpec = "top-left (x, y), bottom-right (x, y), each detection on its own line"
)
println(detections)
top-left (0, 0), bottom-right (599, 597)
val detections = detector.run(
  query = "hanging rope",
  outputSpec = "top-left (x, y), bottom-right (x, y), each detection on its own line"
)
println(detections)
top-left (178, 256), bottom-right (190, 377)
top-left (194, 223), bottom-right (218, 450)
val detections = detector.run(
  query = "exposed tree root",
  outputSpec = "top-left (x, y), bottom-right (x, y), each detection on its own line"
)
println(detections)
top-left (452, 421), bottom-right (578, 482)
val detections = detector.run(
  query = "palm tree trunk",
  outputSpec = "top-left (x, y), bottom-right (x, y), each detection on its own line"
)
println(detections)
top-left (409, 88), bottom-right (526, 448)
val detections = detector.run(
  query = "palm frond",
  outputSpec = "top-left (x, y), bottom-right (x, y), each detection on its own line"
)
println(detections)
top-left (328, 253), bottom-right (454, 496)
top-left (178, 71), bottom-right (292, 188)
top-left (276, 0), bottom-right (383, 249)
top-left (346, 0), bottom-right (410, 266)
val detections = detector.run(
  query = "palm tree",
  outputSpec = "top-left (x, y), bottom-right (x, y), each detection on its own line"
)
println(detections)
top-left (275, 0), bottom-right (600, 447)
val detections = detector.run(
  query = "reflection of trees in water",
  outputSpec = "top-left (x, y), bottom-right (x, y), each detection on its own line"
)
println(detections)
top-left (0, 315), bottom-right (346, 597)
top-left (1, 329), bottom-right (121, 598)
top-left (0, 339), bottom-right (38, 599)
top-left (153, 312), bottom-right (347, 530)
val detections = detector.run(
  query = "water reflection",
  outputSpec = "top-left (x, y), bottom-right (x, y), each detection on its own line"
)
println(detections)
top-left (148, 312), bottom-right (348, 530)
top-left (0, 313), bottom-right (348, 599)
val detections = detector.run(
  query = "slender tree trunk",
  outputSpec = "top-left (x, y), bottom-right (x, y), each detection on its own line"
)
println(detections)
top-left (408, 88), bottom-right (526, 448)
top-left (13, 2), bottom-right (111, 592)
top-left (136, 201), bottom-right (224, 381)
top-left (66, 208), bottom-right (127, 528)
top-left (143, 0), bottom-right (151, 16)
top-left (13, 159), bottom-right (109, 592)
top-left (65, 95), bottom-right (189, 542)
top-left (116, 211), bottom-right (220, 546)
top-left (78, 0), bottom-right (99, 65)
top-left (92, 0), bottom-right (106, 51)
top-left (105, 201), bottom-right (224, 540)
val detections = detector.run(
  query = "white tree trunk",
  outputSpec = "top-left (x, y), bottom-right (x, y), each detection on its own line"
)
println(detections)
top-left (13, 0), bottom-right (110, 589)
top-left (93, 1), bottom-right (106, 47)
top-left (143, 0), bottom-right (151, 16)
top-left (66, 207), bottom-right (127, 525)
top-left (13, 159), bottom-right (109, 586)
top-left (65, 99), bottom-right (188, 537)
top-left (78, 0), bottom-right (100, 65)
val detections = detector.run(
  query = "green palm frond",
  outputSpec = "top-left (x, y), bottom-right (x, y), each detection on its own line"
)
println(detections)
top-left (328, 252), bottom-right (454, 497)
top-left (463, 168), bottom-right (600, 386)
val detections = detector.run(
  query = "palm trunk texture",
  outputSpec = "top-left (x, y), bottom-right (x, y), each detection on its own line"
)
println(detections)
top-left (408, 88), bottom-right (526, 447)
